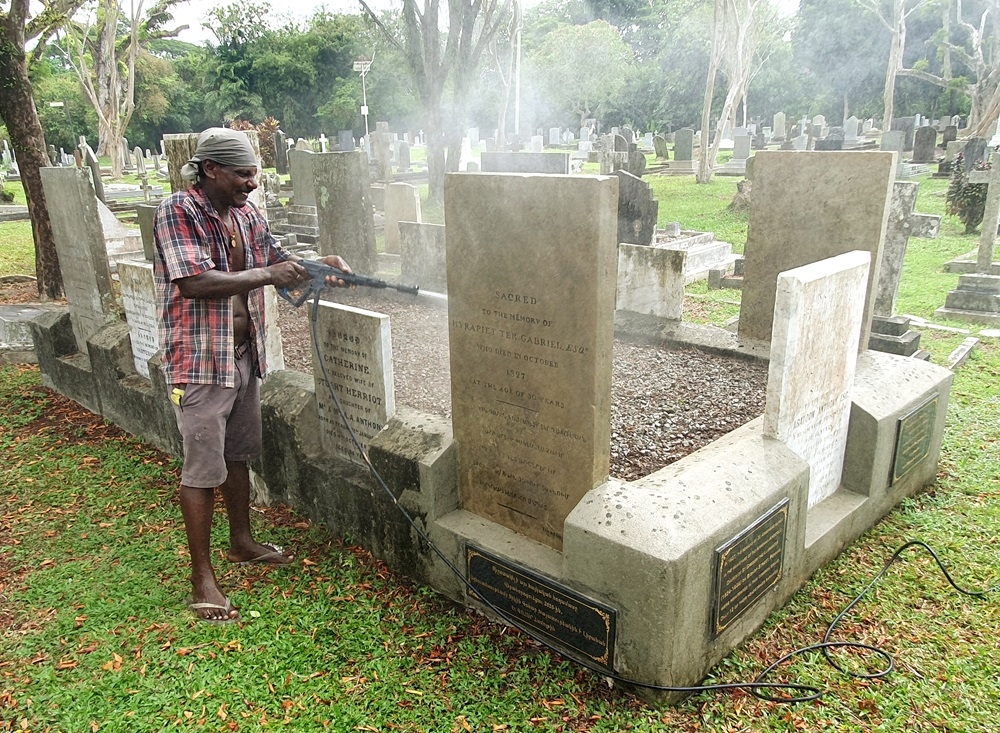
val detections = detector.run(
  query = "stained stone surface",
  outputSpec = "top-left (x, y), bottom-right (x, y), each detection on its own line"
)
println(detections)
top-left (309, 299), bottom-right (394, 464)
top-left (400, 222), bottom-right (447, 294)
top-left (874, 181), bottom-right (940, 317)
top-left (384, 182), bottom-right (422, 255)
top-left (445, 173), bottom-right (618, 550)
top-left (764, 251), bottom-right (870, 508)
top-left (311, 152), bottom-right (378, 273)
top-left (39, 167), bottom-right (119, 354)
top-left (738, 151), bottom-right (894, 345)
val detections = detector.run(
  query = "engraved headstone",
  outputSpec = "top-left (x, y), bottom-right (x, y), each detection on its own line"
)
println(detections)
top-left (445, 173), bottom-right (618, 551)
top-left (653, 135), bottom-right (669, 160)
top-left (384, 182), bottom-right (422, 255)
top-left (39, 167), bottom-right (119, 353)
top-left (309, 300), bottom-right (394, 464)
top-left (912, 125), bottom-right (937, 163)
top-left (739, 151), bottom-right (895, 346)
top-left (674, 128), bottom-right (694, 161)
top-left (117, 261), bottom-right (159, 378)
top-left (764, 251), bottom-right (871, 508)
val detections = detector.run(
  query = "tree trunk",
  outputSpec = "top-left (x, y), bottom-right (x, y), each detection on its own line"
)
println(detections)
top-left (697, 0), bottom-right (723, 184)
top-left (882, 0), bottom-right (905, 130)
top-left (0, 33), bottom-right (64, 299)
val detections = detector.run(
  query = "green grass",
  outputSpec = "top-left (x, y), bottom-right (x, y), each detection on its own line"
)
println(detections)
top-left (0, 222), bottom-right (35, 275)
top-left (3, 172), bottom-right (1000, 732)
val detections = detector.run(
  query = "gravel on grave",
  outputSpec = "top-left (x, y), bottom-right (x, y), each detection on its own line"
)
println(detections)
top-left (277, 290), bottom-right (768, 482)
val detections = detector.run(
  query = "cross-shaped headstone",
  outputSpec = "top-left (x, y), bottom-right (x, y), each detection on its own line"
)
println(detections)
top-left (319, 133), bottom-right (328, 153)
top-left (971, 151), bottom-right (1000, 272)
top-left (874, 180), bottom-right (941, 317)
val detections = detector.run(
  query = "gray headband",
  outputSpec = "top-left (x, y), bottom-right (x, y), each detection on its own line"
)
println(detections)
top-left (180, 127), bottom-right (258, 180)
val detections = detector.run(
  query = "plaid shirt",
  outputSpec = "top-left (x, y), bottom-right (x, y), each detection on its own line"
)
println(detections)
top-left (153, 186), bottom-right (289, 387)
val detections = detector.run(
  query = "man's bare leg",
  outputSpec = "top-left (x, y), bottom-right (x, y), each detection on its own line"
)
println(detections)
top-left (179, 485), bottom-right (240, 622)
top-left (220, 461), bottom-right (293, 565)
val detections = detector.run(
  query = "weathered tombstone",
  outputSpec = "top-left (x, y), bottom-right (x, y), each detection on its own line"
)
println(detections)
top-left (162, 132), bottom-right (200, 193)
top-left (912, 125), bottom-right (937, 163)
top-left (616, 244), bottom-right (685, 319)
top-left (549, 127), bottom-right (560, 146)
top-left (844, 116), bottom-right (860, 143)
top-left (445, 173), bottom-right (618, 550)
top-left (38, 167), bottom-right (119, 354)
top-left (530, 135), bottom-right (545, 153)
top-left (384, 182), bottom-right (422, 255)
top-left (295, 138), bottom-right (312, 152)
top-left (765, 251), bottom-right (870, 509)
top-left (738, 150), bottom-right (895, 347)
top-left (625, 148), bottom-right (647, 177)
top-left (288, 149), bottom-right (316, 207)
top-left (373, 122), bottom-right (393, 182)
top-left (891, 116), bottom-right (915, 151)
top-left (874, 181), bottom-right (940, 318)
top-left (613, 170), bottom-right (657, 245)
top-left (81, 144), bottom-right (106, 202)
top-left (309, 300), bottom-right (394, 464)
top-left (337, 130), bottom-right (354, 152)
top-left (117, 261), bottom-right (159, 378)
top-left (942, 125), bottom-right (958, 147)
top-left (963, 137), bottom-right (988, 171)
top-left (397, 141), bottom-right (411, 172)
top-left (311, 151), bottom-right (378, 274)
top-left (653, 135), bottom-right (670, 160)
top-left (718, 130), bottom-right (751, 174)
top-left (136, 203), bottom-right (157, 261)
top-left (671, 128), bottom-right (694, 170)
top-left (274, 130), bottom-right (288, 174)
top-left (400, 222), bottom-right (446, 294)
top-left (621, 126), bottom-right (635, 145)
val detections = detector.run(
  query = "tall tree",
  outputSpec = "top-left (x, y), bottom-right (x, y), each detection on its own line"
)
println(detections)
top-left (854, 0), bottom-right (938, 128)
top-left (61, 0), bottom-right (186, 178)
top-left (362, 0), bottom-right (513, 203)
top-left (0, 0), bottom-right (86, 300)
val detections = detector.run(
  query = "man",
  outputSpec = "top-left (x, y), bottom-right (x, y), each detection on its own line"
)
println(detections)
top-left (153, 128), bottom-right (349, 623)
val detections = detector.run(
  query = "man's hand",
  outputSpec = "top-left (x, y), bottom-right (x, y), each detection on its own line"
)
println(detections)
top-left (319, 255), bottom-right (352, 287)
top-left (267, 260), bottom-right (308, 288)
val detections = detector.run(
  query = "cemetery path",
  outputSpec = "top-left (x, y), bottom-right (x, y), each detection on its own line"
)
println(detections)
top-left (278, 291), bottom-right (767, 482)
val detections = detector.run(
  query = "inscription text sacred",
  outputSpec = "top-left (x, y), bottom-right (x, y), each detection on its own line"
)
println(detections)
top-left (892, 395), bottom-right (938, 484)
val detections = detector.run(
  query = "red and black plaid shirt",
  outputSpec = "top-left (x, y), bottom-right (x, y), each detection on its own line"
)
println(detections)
top-left (153, 186), bottom-right (289, 387)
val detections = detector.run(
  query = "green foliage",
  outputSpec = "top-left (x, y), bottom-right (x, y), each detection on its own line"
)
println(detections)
top-left (945, 153), bottom-right (990, 234)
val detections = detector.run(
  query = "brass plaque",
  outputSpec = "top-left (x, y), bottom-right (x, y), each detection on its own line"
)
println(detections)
top-left (892, 396), bottom-right (938, 484)
top-left (712, 499), bottom-right (789, 637)
top-left (466, 546), bottom-right (616, 668)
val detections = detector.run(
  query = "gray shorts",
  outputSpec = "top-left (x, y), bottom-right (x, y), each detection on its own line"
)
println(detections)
top-left (170, 350), bottom-right (262, 488)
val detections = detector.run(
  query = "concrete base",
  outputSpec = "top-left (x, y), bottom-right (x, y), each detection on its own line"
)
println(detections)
top-left (937, 274), bottom-right (1000, 325)
top-left (868, 315), bottom-right (921, 356)
top-left (26, 302), bottom-right (953, 706)
top-left (942, 250), bottom-right (1000, 275)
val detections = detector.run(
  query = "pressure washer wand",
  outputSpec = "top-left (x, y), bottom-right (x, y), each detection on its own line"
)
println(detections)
top-left (278, 259), bottom-right (420, 308)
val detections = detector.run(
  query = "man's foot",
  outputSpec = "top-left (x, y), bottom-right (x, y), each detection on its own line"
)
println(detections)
top-left (226, 542), bottom-right (294, 566)
top-left (185, 594), bottom-right (240, 624)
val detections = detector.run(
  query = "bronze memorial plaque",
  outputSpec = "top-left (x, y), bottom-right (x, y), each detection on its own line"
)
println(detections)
top-left (712, 499), bottom-right (789, 638)
top-left (466, 546), bottom-right (617, 668)
top-left (891, 395), bottom-right (938, 485)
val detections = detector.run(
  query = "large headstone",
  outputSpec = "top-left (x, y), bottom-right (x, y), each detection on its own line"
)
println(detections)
top-left (653, 135), bottom-right (670, 160)
top-left (963, 137), bottom-right (988, 171)
top-left (738, 151), bottom-right (895, 346)
top-left (674, 129), bottom-right (694, 162)
top-left (891, 116), bottom-right (915, 151)
top-left (309, 300), bottom-right (394, 465)
top-left (162, 133), bottom-right (200, 193)
top-left (338, 130), bottom-right (355, 152)
top-left (384, 182), bottom-right (422, 255)
top-left (117, 261), bottom-right (158, 378)
top-left (613, 170), bottom-right (657, 245)
top-left (288, 149), bottom-right (317, 207)
top-left (764, 251), bottom-right (870, 508)
top-left (311, 151), bottom-right (378, 274)
top-left (912, 125), bottom-right (937, 163)
top-left (480, 152), bottom-right (570, 174)
top-left (771, 112), bottom-right (786, 141)
top-left (400, 222), bottom-right (447, 294)
top-left (445, 173), bottom-right (618, 551)
top-left (39, 167), bottom-right (119, 354)
top-left (274, 130), bottom-right (288, 175)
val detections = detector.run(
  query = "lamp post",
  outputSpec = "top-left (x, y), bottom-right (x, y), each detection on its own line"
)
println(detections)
top-left (353, 55), bottom-right (373, 141)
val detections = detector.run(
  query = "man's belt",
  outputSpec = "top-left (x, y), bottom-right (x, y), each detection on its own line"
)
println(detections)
top-left (234, 341), bottom-right (250, 360)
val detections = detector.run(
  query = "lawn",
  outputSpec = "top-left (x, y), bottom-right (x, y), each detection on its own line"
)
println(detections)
top-left (1, 171), bottom-right (999, 732)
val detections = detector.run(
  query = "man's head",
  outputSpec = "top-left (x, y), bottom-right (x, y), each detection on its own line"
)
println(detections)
top-left (181, 128), bottom-right (259, 209)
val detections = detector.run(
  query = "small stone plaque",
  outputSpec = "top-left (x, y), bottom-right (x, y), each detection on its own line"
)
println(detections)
top-left (466, 546), bottom-right (616, 669)
top-left (712, 499), bottom-right (789, 637)
top-left (892, 396), bottom-right (938, 484)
